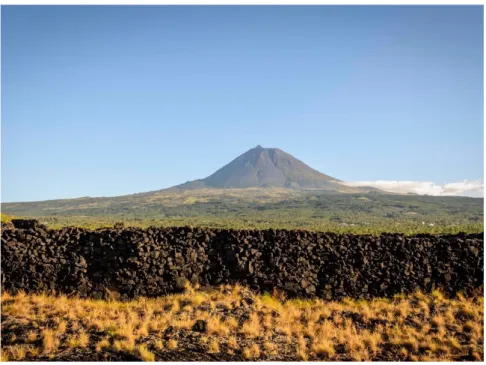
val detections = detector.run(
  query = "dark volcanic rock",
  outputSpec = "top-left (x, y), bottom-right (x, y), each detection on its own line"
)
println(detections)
top-left (11, 219), bottom-right (45, 230)
top-left (192, 320), bottom-right (208, 333)
top-left (1, 219), bottom-right (483, 300)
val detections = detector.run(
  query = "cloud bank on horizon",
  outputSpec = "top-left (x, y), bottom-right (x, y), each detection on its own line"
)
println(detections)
top-left (342, 180), bottom-right (484, 198)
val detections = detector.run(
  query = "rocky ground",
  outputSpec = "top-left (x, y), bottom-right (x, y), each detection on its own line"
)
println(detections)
top-left (1, 285), bottom-right (483, 361)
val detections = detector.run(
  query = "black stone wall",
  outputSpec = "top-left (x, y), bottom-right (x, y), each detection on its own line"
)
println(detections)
top-left (1, 220), bottom-right (483, 300)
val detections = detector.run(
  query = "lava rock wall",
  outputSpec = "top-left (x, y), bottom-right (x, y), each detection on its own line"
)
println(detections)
top-left (1, 220), bottom-right (483, 300)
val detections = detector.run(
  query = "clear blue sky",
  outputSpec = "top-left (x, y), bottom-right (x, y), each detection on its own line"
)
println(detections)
top-left (2, 5), bottom-right (483, 202)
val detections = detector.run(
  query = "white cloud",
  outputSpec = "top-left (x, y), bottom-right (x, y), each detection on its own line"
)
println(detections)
top-left (342, 180), bottom-right (484, 197)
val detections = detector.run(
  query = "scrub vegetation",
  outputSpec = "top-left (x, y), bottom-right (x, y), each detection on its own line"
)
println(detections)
top-left (1, 285), bottom-right (483, 361)
top-left (2, 190), bottom-right (483, 235)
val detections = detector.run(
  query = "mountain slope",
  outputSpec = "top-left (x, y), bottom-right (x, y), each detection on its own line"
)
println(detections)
top-left (204, 145), bottom-right (337, 188)
top-left (1, 146), bottom-right (376, 217)
top-left (2, 141), bottom-right (482, 232)
top-left (168, 145), bottom-right (359, 192)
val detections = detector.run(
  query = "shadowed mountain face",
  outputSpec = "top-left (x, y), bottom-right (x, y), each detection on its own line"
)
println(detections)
top-left (171, 145), bottom-right (359, 192)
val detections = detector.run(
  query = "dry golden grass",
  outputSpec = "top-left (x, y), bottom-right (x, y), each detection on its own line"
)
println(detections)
top-left (137, 344), bottom-right (155, 362)
top-left (311, 337), bottom-right (335, 358)
top-left (239, 312), bottom-right (261, 337)
top-left (227, 336), bottom-right (238, 349)
top-left (95, 338), bottom-right (110, 352)
top-left (207, 339), bottom-right (220, 353)
top-left (40, 328), bottom-right (58, 353)
top-left (242, 343), bottom-right (261, 359)
top-left (166, 339), bottom-right (178, 350)
top-left (1, 285), bottom-right (483, 361)
top-left (207, 316), bottom-right (231, 336)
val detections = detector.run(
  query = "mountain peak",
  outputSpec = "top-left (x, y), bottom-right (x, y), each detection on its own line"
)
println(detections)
top-left (191, 146), bottom-right (347, 190)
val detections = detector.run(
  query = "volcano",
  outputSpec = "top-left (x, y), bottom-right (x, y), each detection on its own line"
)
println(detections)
top-left (168, 145), bottom-right (359, 193)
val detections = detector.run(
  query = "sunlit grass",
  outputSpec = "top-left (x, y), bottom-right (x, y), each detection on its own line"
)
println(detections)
top-left (1, 285), bottom-right (483, 361)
